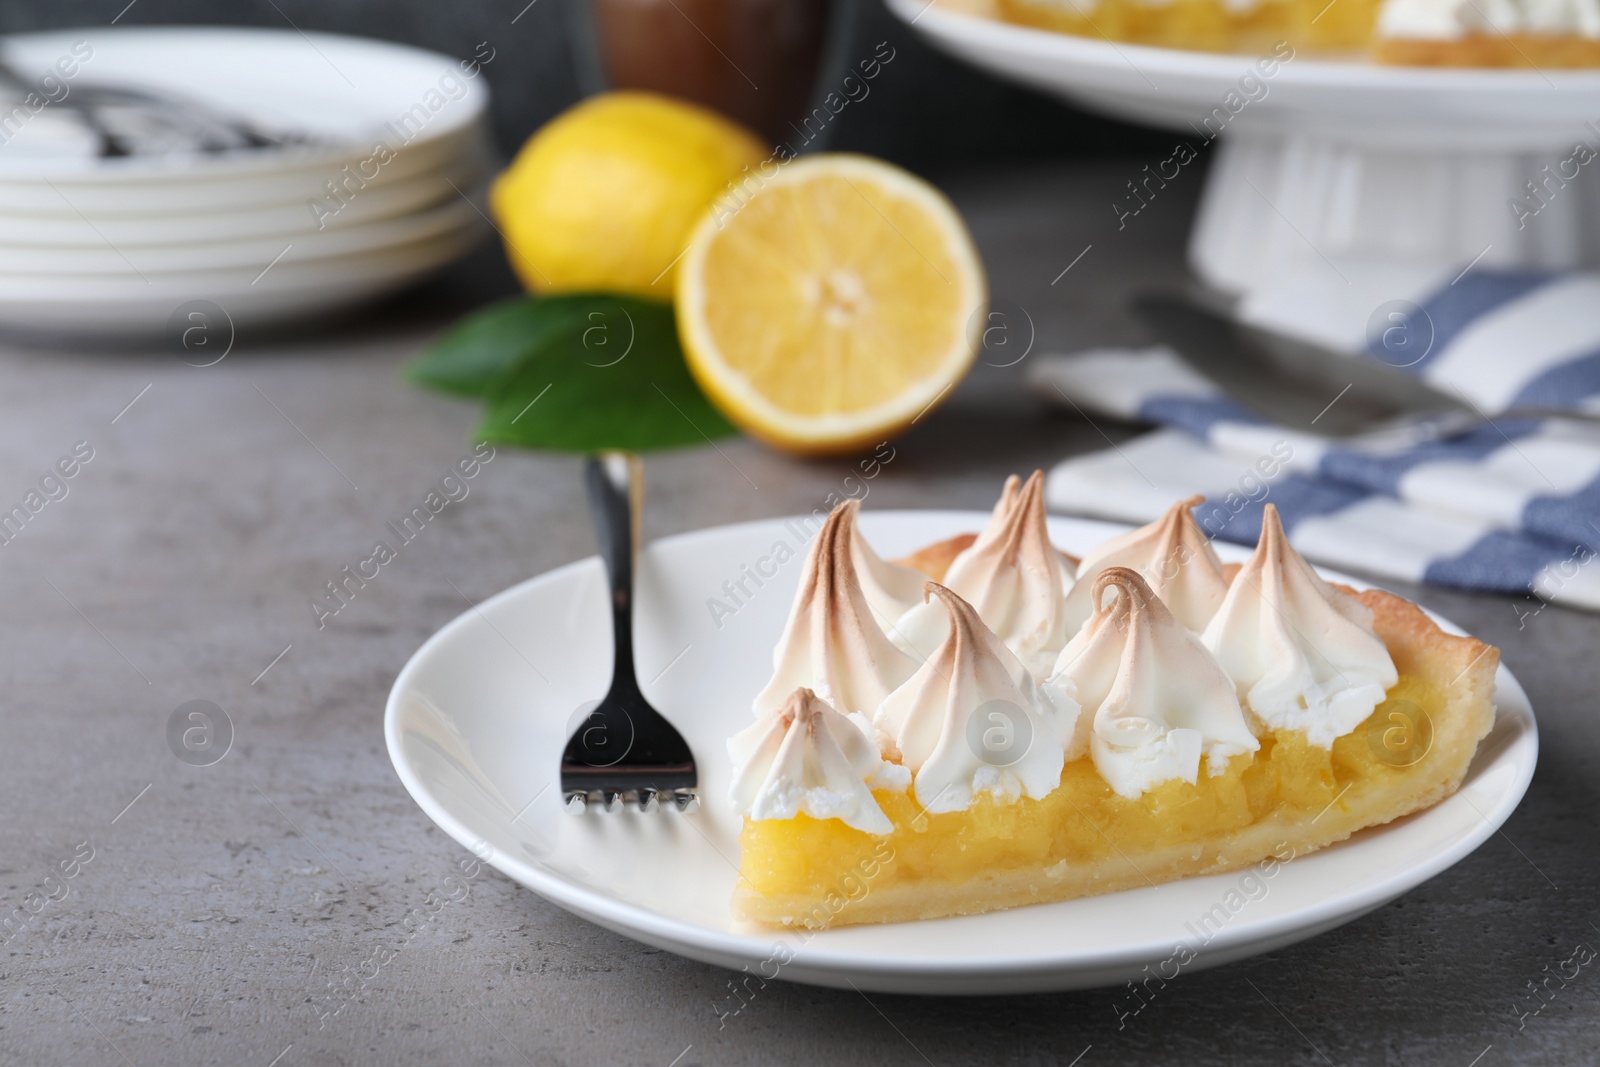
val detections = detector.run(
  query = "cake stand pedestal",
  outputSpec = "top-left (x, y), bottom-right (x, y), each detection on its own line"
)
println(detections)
top-left (1192, 133), bottom-right (1600, 292)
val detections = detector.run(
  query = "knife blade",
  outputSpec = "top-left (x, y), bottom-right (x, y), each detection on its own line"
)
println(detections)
top-left (1130, 290), bottom-right (1472, 437)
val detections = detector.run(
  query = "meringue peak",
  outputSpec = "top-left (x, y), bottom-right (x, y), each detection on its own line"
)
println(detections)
top-left (894, 471), bottom-right (1075, 680)
top-left (840, 499), bottom-right (927, 625)
top-left (755, 503), bottom-right (919, 717)
top-left (1066, 495), bottom-right (1230, 634)
top-left (875, 582), bottom-right (1073, 813)
top-left (1202, 505), bottom-right (1398, 748)
top-left (1050, 567), bottom-right (1258, 799)
top-left (729, 687), bottom-right (896, 835)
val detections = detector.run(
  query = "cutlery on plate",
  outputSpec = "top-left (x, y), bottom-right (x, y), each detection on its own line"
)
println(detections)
top-left (0, 55), bottom-right (308, 159)
top-left (1131, 289), bottom-right (1600, 442)
top-left (561, 452), bottom-right (698, 814)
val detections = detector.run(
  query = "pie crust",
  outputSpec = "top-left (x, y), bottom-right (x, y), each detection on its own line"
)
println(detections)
top-left (1373, 34), bottom-right (1600, 67)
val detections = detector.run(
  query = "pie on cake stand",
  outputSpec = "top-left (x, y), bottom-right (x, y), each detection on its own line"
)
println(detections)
top-left (886, 0), bottom-right (1600, 295)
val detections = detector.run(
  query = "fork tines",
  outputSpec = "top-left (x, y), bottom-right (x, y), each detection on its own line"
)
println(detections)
top-left (563, 788), bottom-right (699, 814)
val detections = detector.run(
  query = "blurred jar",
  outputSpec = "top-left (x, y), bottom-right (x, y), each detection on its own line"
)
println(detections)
top-left (567, 0), bottom-right (853, 146)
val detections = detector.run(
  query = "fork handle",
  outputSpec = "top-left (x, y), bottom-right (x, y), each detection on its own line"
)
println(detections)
top-left (585, 452), bottom-right (643, 691)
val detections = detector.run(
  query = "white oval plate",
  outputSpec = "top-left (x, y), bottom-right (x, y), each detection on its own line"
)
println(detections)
top-left (385, 511), bottom-right (1537, 995)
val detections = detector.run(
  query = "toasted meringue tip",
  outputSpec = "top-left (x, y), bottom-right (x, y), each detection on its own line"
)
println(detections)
top-left (991, 470), bottom-right (1042, 511)
top-left (1249, 503), bottom-right (1291, 562)
top-left (1018, 469), bottom-right (1046, 500)
top-left (1156, 495), bottom-right (1212, 542)
top-left (919, 582), bottom-right (993, 636)
top-left (778, 686), bottom-right (824, 718)
top-left (1089, 565), bottom-right (1151, 610)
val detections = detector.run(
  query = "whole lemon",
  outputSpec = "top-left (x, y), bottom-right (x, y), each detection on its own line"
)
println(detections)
top-left (490, 92), bottom-right (769, 300)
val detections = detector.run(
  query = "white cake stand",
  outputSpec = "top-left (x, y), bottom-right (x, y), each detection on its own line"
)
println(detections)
top-left (885, 0), bottom-right (1600, 293)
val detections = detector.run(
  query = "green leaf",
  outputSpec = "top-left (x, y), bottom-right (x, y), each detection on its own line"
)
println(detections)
top-left (405, 293), bottom-right (606, 398)
top-left (475, 295), bottom-right (739, 453)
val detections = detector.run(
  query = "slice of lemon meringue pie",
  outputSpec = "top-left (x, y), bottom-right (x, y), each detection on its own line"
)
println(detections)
top-left (730, 478), bottom-right (1499, 928)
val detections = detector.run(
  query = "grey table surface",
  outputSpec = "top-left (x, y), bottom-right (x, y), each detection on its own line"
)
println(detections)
top-left (0, 160), bottom-right (1594, 1067)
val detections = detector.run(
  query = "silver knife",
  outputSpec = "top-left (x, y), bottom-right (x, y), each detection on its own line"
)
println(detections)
top-left (1130, 289), bottom-right (1478, 438)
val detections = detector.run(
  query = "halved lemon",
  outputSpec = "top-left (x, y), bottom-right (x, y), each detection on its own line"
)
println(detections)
top-left (675, 154), bottom-right (987, 456)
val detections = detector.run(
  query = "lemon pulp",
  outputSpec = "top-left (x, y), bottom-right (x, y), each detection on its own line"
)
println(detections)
top-left (676, 154), bottom-right (986, 455)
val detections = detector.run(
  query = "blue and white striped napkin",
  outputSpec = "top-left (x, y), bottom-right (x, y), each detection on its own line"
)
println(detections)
top-left (1031, 266), bottom-right (1600, 614)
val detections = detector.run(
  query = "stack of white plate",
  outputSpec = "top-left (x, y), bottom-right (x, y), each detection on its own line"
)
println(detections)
top-left (0, 26), bottom-right (495, 342)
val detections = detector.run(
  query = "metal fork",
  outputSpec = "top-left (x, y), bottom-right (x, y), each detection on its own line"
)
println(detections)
top-left (561, 453), bottom-right (698, 814)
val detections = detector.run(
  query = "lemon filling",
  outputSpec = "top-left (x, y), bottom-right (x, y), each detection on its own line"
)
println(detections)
top-left (738, 678), bottom-right (1440, 909)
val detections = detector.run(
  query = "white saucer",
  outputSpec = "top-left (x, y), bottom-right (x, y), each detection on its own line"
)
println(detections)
top-left (0, 126), bottom-right (488, 215)
top-left (0, 27), bottom-right (489, 178)
top-left (0, 223), bottom-right (484, 339)
top-left (0, 151), bottom-right (489, 245)
top-left (0, 194), bottom-right (481, 273)
top-left (384, 511), bottom-right (1537, 995)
